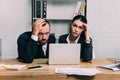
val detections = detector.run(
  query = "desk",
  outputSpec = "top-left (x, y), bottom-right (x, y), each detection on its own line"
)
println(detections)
top-left (0, 58), bottom-right (120, 80)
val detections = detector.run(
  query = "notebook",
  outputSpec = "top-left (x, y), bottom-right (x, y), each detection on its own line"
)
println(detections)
top-left (48, 44), bottom-right (80, 65)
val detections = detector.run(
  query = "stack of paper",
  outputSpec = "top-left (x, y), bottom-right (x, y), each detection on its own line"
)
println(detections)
top-left (3, 64), bottom-right (26, 71)
top-left (55, 68), bottom-right (101, 76)
top-left (97, 63), bottom-right (120, 71)
top-left (0, 64), bottom-right (6, 70)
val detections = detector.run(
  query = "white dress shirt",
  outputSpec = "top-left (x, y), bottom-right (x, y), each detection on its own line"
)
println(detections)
top-left (31, 34), bottom-right (47, 55)
top-left (66, 34), bottom-right (80, 43)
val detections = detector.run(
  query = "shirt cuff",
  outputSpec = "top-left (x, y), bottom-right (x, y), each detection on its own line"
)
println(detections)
top-left (31, 35), bottom-right (38, 41)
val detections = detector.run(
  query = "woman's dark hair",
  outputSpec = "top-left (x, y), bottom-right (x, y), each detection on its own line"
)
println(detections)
top-left (72, 15), bottom-right (87, 24)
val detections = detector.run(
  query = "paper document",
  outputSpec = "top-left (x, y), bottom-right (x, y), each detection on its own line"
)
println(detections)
top-left (55, 68), bottom-right (101, 76)
top-left (97, 63), bottom-right (120, 71)
top-left (0, 64), bottom-right (6, 70)
top-left (3, 64), bottom-right (26, 70)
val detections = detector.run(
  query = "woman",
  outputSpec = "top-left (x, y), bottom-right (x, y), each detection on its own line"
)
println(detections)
top-left (58, 15), bottom-right (93, 62)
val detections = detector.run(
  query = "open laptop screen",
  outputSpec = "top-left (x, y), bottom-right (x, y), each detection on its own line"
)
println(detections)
top-left (48, 44), bottom-right (80, 65)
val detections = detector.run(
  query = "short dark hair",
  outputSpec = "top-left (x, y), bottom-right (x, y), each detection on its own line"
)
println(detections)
top-left (44, 19), bottom-right (50, 27)
top-left (41, 19), bottom-right (51, 27)
top-left (32, 19), bottom-right (50, 31)
top-left (72, 15), bottom-right (87, 24)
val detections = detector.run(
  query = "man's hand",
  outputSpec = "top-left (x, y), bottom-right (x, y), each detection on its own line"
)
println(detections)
top-left (32, 18), bottom-right (45, 36)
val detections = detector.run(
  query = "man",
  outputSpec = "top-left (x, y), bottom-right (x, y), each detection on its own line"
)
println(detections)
top-left (59, 15), bottom-right (93, 62)
top-left (17, 18), bottom-right (56, 63)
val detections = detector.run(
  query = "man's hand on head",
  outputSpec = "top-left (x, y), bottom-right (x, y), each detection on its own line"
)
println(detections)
top-left (32, 18), bottom-right (45, 36)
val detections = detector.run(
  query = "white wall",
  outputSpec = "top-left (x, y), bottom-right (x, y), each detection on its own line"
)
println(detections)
top-left (0, 0), bottom-right (120, 59)
top-left (88, 0), bottom-right (120, 58)
top-left (0, 0), bottom-right (32, 59)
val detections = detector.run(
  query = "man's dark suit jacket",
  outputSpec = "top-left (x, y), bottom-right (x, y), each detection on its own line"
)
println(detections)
top-left (58, 34), bottom-right (93, 62)
top-left (17, 31), bottom-right (56, 63)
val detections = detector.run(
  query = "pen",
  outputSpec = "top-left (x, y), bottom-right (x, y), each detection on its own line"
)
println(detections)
top-left (28, 65), bottom-right (42, 70)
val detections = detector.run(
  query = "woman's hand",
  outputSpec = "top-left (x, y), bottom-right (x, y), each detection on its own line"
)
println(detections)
top-left (83, 23), bottom-right (91, 43)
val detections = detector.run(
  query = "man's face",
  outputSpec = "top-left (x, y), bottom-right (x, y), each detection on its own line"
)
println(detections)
top-left (71, 19), bottom-right (84, 37)
top-left (38, 22), bottom-right (50, 45)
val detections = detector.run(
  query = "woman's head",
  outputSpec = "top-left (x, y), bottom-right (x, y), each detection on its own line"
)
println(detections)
top-left (70, 15), bottom-right (87, 37)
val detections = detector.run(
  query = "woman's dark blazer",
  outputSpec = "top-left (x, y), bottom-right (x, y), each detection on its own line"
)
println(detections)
top-left (58, 34), bottom-right (93, 62)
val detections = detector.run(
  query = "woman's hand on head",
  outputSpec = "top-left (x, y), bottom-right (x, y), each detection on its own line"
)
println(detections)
top-left (83, 23), bottom-right (91, 43)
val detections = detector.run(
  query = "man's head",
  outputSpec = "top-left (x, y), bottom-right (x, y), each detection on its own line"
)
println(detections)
top-left (38, 20), bottom-right (51, 45)
top-left (32, 19), bottom-right (51, 45)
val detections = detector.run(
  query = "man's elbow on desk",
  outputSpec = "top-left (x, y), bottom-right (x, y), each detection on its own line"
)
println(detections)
top-left (17, 58), bottom-right (33, 63)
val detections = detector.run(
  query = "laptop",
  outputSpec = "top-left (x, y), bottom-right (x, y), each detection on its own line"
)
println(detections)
top-left (48, 44), bottom-right (80, 65)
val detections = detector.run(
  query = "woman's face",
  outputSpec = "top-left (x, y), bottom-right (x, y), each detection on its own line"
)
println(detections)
top-left (71, 19), bottom-right (84, 37)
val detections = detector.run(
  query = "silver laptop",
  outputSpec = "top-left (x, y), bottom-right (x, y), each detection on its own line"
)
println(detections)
top-left (48, 44), bottom-right (80, 65)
